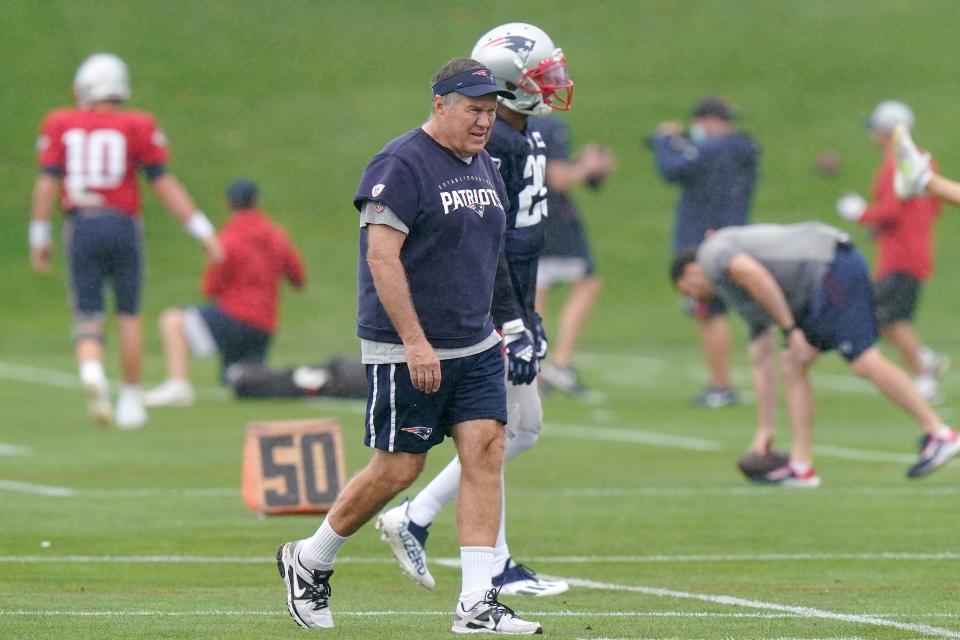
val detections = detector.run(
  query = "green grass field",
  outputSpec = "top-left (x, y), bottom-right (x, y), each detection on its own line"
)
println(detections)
top-left (2, 2), bottom-right (959, 638)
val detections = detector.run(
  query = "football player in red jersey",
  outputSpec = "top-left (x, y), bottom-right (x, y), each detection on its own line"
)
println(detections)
top-left (29, 53), bottom-right (223, 429)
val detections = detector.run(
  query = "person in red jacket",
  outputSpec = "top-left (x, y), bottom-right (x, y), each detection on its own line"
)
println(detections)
top-left (144, 178), bottom-right (306, 406)
top-left (835, 101), bottom-right (948, 402)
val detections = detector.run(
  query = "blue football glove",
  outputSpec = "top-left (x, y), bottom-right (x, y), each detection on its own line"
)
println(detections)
top-left (502, 319), bottom-right (538, 385)
top-left (531, 314), bottom-right (548, 361)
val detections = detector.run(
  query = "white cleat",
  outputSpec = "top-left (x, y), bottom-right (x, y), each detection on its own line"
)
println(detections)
top-left (375, 499), bottom-right (435, 590)
top-left (452, 589), bottom-right (543, 635)
top-left (892, 123), bottom-right (933, 199)
top-left (493, 558), bottom-right (569, 597)
top-left (276, 540), bottom-right (335, 629)
top-left (115, 390), bottom-right (147, 430)
top-left (143, 379), bottom-right (195, 407)
top-left (83, 379), bottom-right (113, 426)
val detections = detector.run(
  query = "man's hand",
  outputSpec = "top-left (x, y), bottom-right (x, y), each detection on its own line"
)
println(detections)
top-left (656, 121), bottom-right (684, 137)
top-left (405, 337), bottom-right (441, 393)
top-left (531, 314), bottom-right (548, 361)
top-left (785, 327), bottom-right (819, 366)
top-left (202, 235), bottom-right (225, 263)
top-left (502, 319), bottom-right (537, 385)
top-left (30, 245), bottom-right (52, 274)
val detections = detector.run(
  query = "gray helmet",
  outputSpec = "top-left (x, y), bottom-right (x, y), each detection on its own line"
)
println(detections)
top-left (471, 23), bottom-right (573, 117)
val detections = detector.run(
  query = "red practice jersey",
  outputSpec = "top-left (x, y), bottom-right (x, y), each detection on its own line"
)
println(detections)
top-left (861, 154), bottom-right (943, 281)
top-left (37, 107), bottom-right (169, 216)
top-left (202, 209), bottom-right (306, 334)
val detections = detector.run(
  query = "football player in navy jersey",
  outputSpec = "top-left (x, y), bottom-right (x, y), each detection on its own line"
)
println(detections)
top-left (378, 23), bottom-right (574, 599)
top-left (276, 58), bottom-right (544, 635)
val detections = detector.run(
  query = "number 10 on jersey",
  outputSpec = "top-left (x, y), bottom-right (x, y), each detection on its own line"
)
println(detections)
top-left (242, 419), bottom-right (346, 515)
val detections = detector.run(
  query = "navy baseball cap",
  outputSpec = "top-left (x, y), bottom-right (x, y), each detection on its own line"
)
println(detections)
top-left (432, 67), bottom-right (516, 100)
top-left (226, 178), bottom-right (258, 209)
top-left (691, 96), bottom-right (739, 121)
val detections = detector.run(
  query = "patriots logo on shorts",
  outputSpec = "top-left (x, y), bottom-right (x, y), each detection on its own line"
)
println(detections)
top-left (401, 425), bottom-right (433, 440)
top-left (481, 35), bottom-right (535, 63)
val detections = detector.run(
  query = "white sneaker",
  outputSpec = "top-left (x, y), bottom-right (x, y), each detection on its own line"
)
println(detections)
top-left (276, 540), bottom-right (335, 629)
top-left (920, 347), bottom-right (951, 381)
top-left (82, 378), bottom-right (113, 426)
top-left (452, 589), bottom-right (543, 635)
top-left (115, 390), bottom-right (147, 430)
top-left (493, 558), bottom-right (569, 597)
top-left (893, 123), bottom-right (933, 199)
top-left (375, 499), bottom-right (435, 590)
top-left (143, 380), bottom-right (195, 407)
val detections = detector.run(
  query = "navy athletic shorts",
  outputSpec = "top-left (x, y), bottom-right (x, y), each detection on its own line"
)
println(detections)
top-left (65, 209), bottom-right (143, 315)
top-left (363, 344), bottom-right (507, 454)
top-left (873, 272), bottom-right (922, 325)
top-left (799, 246), bottom-right (878, 362)
top-left (196, 304), bottom-right (271, 381)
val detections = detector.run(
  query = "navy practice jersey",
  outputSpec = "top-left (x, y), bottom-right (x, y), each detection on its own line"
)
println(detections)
top-left (353, 128), bottom-right (508, 349)
top-left (653, 131), bottom-right (760, 255)
top-left (486, 117), bottom-right (549, 327)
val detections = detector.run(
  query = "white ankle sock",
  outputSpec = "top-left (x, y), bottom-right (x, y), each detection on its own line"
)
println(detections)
top-left (79, 361), bottom-right (107, 387)
top-left (299, 519), bottom-right (349, 571)
top-left (459, 546), bottom-right (494, 604)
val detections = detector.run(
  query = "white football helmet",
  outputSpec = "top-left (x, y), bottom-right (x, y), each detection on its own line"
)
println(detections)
top-left (74, 53), bottom-right (130, 107)
top-left (471, 23), bottom-right (573, 117)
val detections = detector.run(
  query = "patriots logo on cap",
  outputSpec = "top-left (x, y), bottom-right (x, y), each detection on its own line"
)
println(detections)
top-left (481, 35), bottom-right (536, 63)
top-left (472, 69), bottom-right (491, 78)
top-left (401, 426), bottom-right (433, 440)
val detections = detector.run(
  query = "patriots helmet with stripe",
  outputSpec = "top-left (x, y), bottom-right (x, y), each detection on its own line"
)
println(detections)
top-left (471, 23), bottom-right (573, 117)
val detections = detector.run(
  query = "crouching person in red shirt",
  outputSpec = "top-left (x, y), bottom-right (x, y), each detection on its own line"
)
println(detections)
top-left (144, 178), bottom-right (306, 406)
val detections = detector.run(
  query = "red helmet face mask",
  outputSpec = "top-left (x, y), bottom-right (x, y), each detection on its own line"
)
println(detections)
top-left (517, 54), bottom-right (574, 111)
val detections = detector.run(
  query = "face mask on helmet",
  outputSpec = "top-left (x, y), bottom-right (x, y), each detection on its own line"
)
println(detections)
top-left (511, 50), bottom-right (573, 114)
top-left (471, 23), bottom-right (574, 117)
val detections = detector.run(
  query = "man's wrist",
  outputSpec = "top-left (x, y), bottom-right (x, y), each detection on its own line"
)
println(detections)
top-left (502, 318), bottom-right (525, 335)
top-left (29, 219), bottom-right (51, 248)
top-left (781, 323), bottom-right (798, 338)
top-left (185, 211), bottom-right (215, 240)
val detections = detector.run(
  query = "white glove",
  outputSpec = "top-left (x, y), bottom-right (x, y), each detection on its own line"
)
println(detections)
top-left (836, 193), bottom-right (867, 222)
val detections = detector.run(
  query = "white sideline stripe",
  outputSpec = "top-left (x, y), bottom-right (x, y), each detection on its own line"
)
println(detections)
top-left (0, 480), bottom-right (75, 497)
top-left (563, 577), bottom-right (960, 639)
top-left (6, 551), bottom-right (957, 565)
top-left (0, 443), bottom-right (31, 457)
top-left (813, 444), bottom-right (916, 464)
top-left (0, 481), bottom-right (237, 498)
top-left (0, 361), bottom-right (227, 400)
top-left (546, 423), bottom-right (725, 451)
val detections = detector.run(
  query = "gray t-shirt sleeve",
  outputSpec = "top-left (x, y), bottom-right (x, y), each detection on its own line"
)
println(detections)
top-left (359, 200), bottom-right (409, 234)
top-left (697, 233), bottom-right (738, 281)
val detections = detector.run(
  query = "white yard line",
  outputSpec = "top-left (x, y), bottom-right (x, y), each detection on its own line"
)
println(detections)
top-left (562, 577), bottom-right (960, 639)
top-left (0, 443), bottom-right (31, 457)
top-left (545, 423), bottom-right (725, 451)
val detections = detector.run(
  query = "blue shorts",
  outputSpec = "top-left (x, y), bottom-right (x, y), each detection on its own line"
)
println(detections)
top-left (363, 344), bottom-right (507, 454)
top-left (65, 209), bottom-right (143, 315)
top-left (196, 304), bottom-right (271, 380)
top-left (799, 246), bottom-right (878, 362)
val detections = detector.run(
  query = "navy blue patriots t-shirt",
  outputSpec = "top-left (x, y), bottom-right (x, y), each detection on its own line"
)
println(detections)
top-left (353, 128), bottom-right (509, 349)
top-left (486, 117), bottom-right (549, 326)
